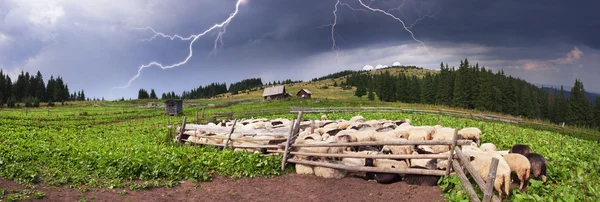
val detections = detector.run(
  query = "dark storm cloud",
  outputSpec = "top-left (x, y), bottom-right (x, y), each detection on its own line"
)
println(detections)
top-left (2, 0), bottom-right (599, 99)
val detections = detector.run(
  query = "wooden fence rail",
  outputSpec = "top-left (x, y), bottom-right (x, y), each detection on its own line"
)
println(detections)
top-left (174, 115), bottom-right (502, 201)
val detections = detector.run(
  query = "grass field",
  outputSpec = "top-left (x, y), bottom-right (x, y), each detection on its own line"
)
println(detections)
top-left (1, 98), bottom-right (599, 201)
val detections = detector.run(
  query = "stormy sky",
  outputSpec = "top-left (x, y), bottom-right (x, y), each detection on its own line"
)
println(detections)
top-left (1, 0), bottom-right (599, 99)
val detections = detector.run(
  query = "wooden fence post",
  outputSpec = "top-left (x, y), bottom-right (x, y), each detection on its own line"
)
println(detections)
top-left (281, 111), bottom-right (303, 172)
top-left (195, 111), bottom-right (199, 124)
top-left (446, 129), bottom-right (459, 175)
top-left (175, 116), bottom-right (187, 142)
top-left (483, 158), bottom-right (500, 202)
top-left (452, 160), bottom-right (481, 202)
top-left (222, 119), bottom-right (238, 151)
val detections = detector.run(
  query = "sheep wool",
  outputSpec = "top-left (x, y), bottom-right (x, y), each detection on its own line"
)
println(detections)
top-left (407, 129), bottom-right (429, 141)
top-left (458, 127), bottom-right (482, 144)
top-left (525, 153), bottom-right (547, 183)
top-left (480, 143), bottom-right (497, 152)
top-left (509, 144), bottom-right (533, 156)
top-left (470, 153), bottom-right (512, 201)
top-left (381, 137), bottom-right (413, 155)
top-left (314, 161), bottom-right (347, 179)
top-left (502, 153), bottom-right (531, 190)
top-left (295, 164), bottom-right (314, 175)
top-left (410, 152), bottom-right (437, 170)
top-left (349, 115), bottom-right (366, 123)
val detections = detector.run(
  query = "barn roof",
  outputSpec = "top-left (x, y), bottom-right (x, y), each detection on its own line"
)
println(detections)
top-left (300, 89), bottom-right (311, 94)
top-left (262, 85), bottom-right (286, 96)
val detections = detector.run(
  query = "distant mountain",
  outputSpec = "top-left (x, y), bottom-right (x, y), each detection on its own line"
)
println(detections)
top-left (539, 86), bottom-right (599, 104)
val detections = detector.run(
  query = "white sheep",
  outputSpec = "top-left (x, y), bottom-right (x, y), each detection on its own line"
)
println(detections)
top-left (407, 129), bottom-right (429, 141)
top-left (436, 151), bottom-right (451, 170)
top-left (321, 114), bottom-right (327, 121)
top-left (374, 159), bottom-right (409, 169)
top-left (394, 125), bottom-right (412, 139)
top-left (469, 151), bottom-right (512, 201)
top-left (502, 153), bottom-right (531, 191)
top-left (458, 127), bottom-right (482, 145)
top-left (336, 121), bottom-right (352, 130)
top-left (381, 137), bottom-right (413, 155)
top-left (295, 164), bottom-right (314, 175)
top-left (410, 151), bottom-right (437, 170)
top-left (410, 126), bottom-right (436, 138)
top-left (480, 143), bottom-right (497, 152)
top-left (349, 115), bottom-right (366, 123)
top-left (314, 160), bottom-right (347, 179)
top-left (372, 130), bottom-right (402, 142)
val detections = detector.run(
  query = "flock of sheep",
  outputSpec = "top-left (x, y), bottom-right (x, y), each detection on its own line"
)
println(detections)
top-left (182, 115), bottom-right (548, 201)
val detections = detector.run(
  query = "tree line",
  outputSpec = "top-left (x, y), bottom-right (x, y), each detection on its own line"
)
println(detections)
top-left (0, 70), bottom-right (83, 107)
top-left (348, 59), bottom-right (600, 128)
top-left (229, 78), bottom-right (262, 95)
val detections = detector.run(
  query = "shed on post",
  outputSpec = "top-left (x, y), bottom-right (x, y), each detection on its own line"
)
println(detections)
top-left (164, 99), bottom-right (183, 116)
top-left (296, 89), bottom-right (312, 99)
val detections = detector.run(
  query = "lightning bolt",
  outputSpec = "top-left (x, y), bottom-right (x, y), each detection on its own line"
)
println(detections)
top-left (406, 12), bottom-right (438, 29)
top-left (114, 0), bottom-right (244, 89)
top-left (331, 1), bottom-right (341, 62)
top-left (131, 27), bottom-right (196, 42)
top-left (357, 0), bottom-right (432, 56)
top-left (318, 0), bottom-right (369, 63)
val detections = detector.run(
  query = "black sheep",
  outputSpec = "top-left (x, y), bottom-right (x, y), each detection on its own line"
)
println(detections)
top-left (525, 153), bottom-right (547, 183)
top-left (364, 158), bottom-right (402, 184)
top-left (509, 144), bottom-right (533, 156)
top-left (403, 166), bottom-right (441, 186)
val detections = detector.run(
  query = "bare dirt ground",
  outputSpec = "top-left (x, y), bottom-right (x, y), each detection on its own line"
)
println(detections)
top-left (1, 174), bottom-right (445, 202)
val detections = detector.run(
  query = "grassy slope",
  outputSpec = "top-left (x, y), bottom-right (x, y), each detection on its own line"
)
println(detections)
top-left (226, 67), bottom-right (437, 100)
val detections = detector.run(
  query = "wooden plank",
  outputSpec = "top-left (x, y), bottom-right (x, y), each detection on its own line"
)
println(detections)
top-left (281, 112), bottom-right (302, 172)
top-left (452, 160), bottom-right (482, 202)
top-left (455, 148), bottom-right (487, 189)
top-left (175, 116), bottom-right (187, 142)
top-left (289, 159), bottom-right (447, 176)
top-left (483, 158), bottom-right (500, 202)
top-left (183, 124), bottom-right (291, 135)
top-left (269, 151), bottom-right (450, 159)
top-left (222, 119), bottom-right (237, 151)
top-left (446, 129), bottom-right (459, 175)
top-left (184, 140), bottom-right (280, 149)
top-left (288, 140), bottom-right (473, 147)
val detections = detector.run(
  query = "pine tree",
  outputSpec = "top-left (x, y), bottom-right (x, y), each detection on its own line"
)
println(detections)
top-left (567, 79), bottom-right (594, 127)
top-left (453, 60), bottom-right (470, 108)
top-left (594, 97), bottom-right (600, 128)
top-left (368, 89), bottom-right (375, 101)
top-left (150, 89), bottom-right (157, 99)
top-left (555, 86), bottom-right (568, 124)
top-left (355, 83), bottom-right (367, 99)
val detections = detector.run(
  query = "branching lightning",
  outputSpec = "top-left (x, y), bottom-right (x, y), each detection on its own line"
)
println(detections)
top-left (319, 0), bottom-right (434, 63)
top-left (357, 0), bottom-right (432, 56)
top-left (114, 0), bottom-right (244, 89)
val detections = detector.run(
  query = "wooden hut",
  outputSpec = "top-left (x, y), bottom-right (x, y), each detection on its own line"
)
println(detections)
top-left (164, 100), bottom-right (183, 115)
top-left (262, 85), bottom-right (289, 100)
top-left (296, 89), bottom-right (312, 99)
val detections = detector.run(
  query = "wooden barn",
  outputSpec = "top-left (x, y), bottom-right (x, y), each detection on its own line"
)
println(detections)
top-left (262, 85), bottom-right (290, 100)
top-left (296, 89), bottom-right (312, 99)
top-left (164, 100), bottom-right (183, 116)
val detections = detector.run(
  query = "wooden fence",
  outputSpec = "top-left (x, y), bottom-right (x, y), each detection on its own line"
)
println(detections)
top-left (174, 113), bottom-right (502, 202)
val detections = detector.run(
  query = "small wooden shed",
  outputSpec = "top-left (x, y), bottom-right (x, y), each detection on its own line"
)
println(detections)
top-left (262, 85), bottom-right (289, 100)
top-left (164, 100), bottom-right (183, 116)
top-left (296, 89), bottom-right (312, 99)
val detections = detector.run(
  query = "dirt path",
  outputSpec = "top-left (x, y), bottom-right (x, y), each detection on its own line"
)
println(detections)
top-left (1, 175), bottom-right (445, 202)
